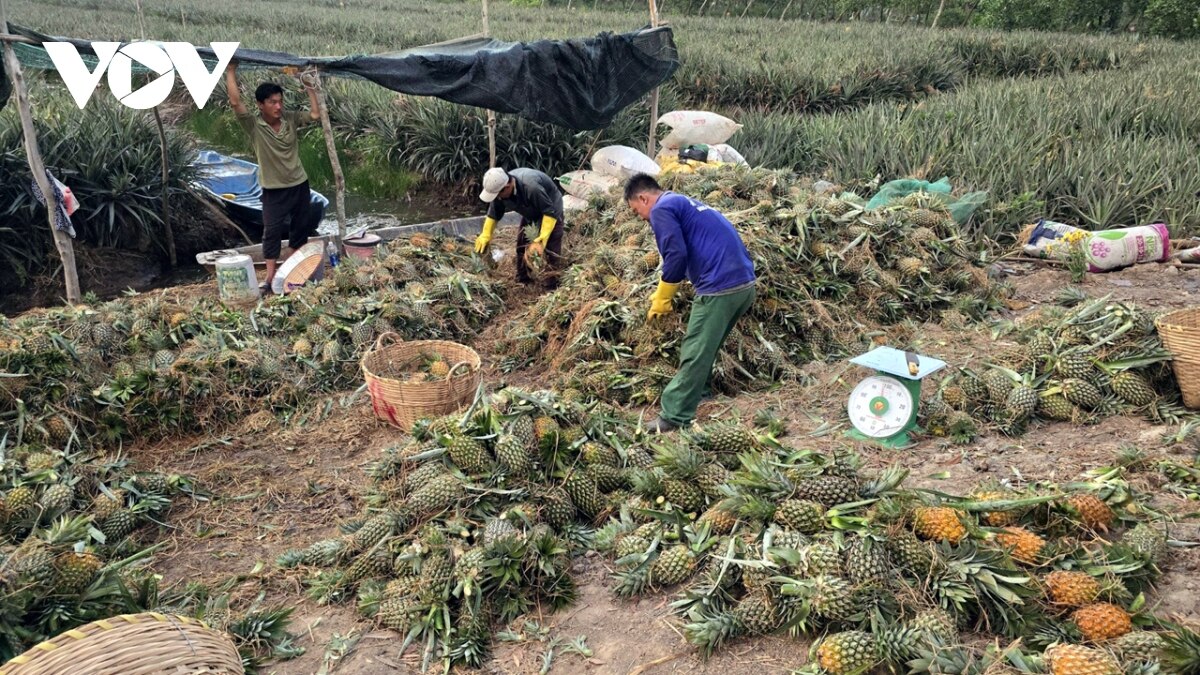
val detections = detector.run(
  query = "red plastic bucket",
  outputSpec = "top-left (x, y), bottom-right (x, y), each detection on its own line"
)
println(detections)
top-left (344, 233), bottom-right (382, 261)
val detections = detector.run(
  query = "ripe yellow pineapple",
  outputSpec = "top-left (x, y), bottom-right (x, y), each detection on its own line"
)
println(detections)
top-left (1072, 603), bottom-right (1132, 641)
top-left (973, 490), bottom-right (1018, 526)
top-left (1045, 644), bottom-right (1120, 675)
top-left (994, 527), bottom-right (1046, 564)
top-left (913, 507), bottom-right (967, 544)
top-left (1065, 494), bottom-right (1114, 532)
top-left (1044, 570), bottom-right (1100, 607)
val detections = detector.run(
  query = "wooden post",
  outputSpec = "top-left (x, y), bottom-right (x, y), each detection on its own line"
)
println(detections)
top-left (645, 0), bottom-right (660, 158)
top-left (483, 0), bottom-right (497, 169)
top-left (0, 9), bottom-right (82, 303)
top-left (306, 70), bottom-right (347, 249)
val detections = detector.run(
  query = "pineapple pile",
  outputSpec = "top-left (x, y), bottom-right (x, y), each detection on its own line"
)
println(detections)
top-left (492, 167), bottom-right (1009, 402)
top-left (928, 294), bottom-right (1187, 440)
top-left (276, 387), bottom-right (636, 669)
top-left (589, 417), bottom-right (1199, 674)
top-left (0, 233), bottom-right (502, 446)
top-left (0, 442), bottom-right (202, 660)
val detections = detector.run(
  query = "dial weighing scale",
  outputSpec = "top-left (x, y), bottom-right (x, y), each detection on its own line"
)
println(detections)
top-left (845, 346), bottom-right (946, 448)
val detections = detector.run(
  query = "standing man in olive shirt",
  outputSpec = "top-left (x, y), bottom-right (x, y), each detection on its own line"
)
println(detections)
top-left (225, 61), bottom-right (321, 292)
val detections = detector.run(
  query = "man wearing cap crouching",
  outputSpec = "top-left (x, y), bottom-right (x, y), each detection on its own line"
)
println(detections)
top-left (475, 167), bottom-right (566, 286)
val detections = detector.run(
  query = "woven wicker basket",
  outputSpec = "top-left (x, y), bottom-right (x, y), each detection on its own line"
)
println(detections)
top-left (1156, 307), bottom-right (1200, 410)
top-left (361, 333), bottom-right (482, 430)
top-left (0, 612), bottom-right (243, 675)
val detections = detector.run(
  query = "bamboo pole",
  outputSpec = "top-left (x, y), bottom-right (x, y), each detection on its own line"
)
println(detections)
top-left (931, 0), bottom-right (946, 28)
top-left (483, 0), bottom-right (497, 169)
top-left (0, 8), bottom-right (82, 303)
top-left (305, 69), bottom-right (347, 250)
top-left (645, 0), bottom-right (660, 158)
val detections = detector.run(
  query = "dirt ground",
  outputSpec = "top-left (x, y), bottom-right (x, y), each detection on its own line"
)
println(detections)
top-left (123, 259), bottom-right (1200, 674)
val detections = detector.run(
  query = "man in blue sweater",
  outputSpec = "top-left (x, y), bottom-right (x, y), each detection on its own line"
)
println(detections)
top-left (624, 173), bottom-right (757, 433)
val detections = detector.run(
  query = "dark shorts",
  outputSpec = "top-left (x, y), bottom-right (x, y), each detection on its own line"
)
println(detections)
top-left (262, 180), bottom-right (320, 260)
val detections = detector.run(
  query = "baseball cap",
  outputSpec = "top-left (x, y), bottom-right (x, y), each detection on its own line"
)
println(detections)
top-left (479, 168), bottom-right (510, 203)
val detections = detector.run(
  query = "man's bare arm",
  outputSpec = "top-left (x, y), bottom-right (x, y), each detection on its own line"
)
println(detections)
top-left (225, 61), bottom-right (247, 115)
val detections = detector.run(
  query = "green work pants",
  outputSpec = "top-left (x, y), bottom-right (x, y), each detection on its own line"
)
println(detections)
top-left (659, 286), bottom-right (756, 426)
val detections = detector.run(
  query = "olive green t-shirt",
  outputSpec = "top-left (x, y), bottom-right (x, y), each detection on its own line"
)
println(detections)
top-left (236, 110), bottom-right (312, 190)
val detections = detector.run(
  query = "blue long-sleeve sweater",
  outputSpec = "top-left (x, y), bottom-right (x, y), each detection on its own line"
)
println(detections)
top-left (650, 192), bottom-right (756, 296)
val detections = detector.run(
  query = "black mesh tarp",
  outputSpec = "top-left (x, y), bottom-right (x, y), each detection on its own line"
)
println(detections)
top-left (1, 23), bottom-right (678, 130)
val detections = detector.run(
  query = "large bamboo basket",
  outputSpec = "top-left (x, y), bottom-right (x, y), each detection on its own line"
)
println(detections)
top-left (1156, 307), bottom-right (1200, 409)
top-left (0, 612), bottom-right (243, 675)
top-left (361, 333), bottom-right (482, 430)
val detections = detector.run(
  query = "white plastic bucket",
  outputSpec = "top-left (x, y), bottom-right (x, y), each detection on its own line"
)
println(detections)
top-left (215, 254), bottom-right (259, 304)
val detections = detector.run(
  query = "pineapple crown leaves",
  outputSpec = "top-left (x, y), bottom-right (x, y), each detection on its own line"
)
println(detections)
top-left (929, 541), bottom-right (1037, 629)
top-left (1156, 620), bottom-right (1200, 674)
top-left (650, 439), bottom-right (705, 480)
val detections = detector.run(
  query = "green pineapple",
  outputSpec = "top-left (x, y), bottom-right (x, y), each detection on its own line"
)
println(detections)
top-left (136, 473), bottom-right (170, 496)
top-left (1123, 523), bottom-right (1169, 564)
top-left (483, 517), bottom-right (520, 549)
top-left (301, 538), bottom-right (348, 567)
top-left (843, 536), bottom-right (889, 587)
top-left (983, 369), bottom-right (1014, 403)
top-left (588, 464), bottom-right (628, 493)
top-left (533, 416), bottom-right (561, 453)
top-left (815, 630), bottom-right (880, 675)
top-left (1057, 352), bottom-right (1096, 380)
top-left (445, 435), bottom-right (491, 474)
top-left (91, 490), bottom-right (125, 521)
top-left (345, 547), bottom-right (393, 584)
top-left (774, 499), bottom-right (824, 534)
top-left (539, 487), bottom-right (577, 528)
top-left (409, 474), bottom-right (464, 514)
top-left (651, 544), bottom-right (696, 586)
top-left (55, 550), bottom-right (102, 593)
top-left (733, 592), bottom-right (781, 635)
top-left (1040, 392), bottom-right (1079, 421)
top-left (896, 256), bottom-right (927, 279)
top-left (941, 385), bottom-right (967, 409)
top-left (350, 321), bottom-right (375, 349)
top-left (1027, 332), bottom-right (1055, 358)
top-left (1111, 371), bottom-right (1157, 406)
top-left (809, 575), bottom-right (861, 622)
top-left (495, 434), bottom-right (532, 476)
top-left (24, 452), bottom-right (58, 473)
top-left (39, 483), bottom-right (74, 516)
top-left (698, 424), bottom-right (757, 456)
top-left (5, 485), bottom-right (37, 520)
top-left (795, 475), bottom-right (860, 507)
top-left (582, 442), bottom-right (618, 468)
top-left (90, 322), bottom-right (116, 350)
top-left (663, 479), bottom-right (705, 513)
top-left (959, 371), bottom-right (989, 408)
top-left (797, 541), bottom-right (843, 577)
top-left (615, 534), bottom-right (651, 560)
top-left (100, 508), bottom-right (138, 541)
top-left (886, 529), bottom-right (933, 572)
top-left (563, 472), bottom-right (603, 519)
top-left (352, 512), bottom-right (396, 551)
top-left (11, 544), bottom-right (57, 586)
top-left (1107, 631), bottom-right (1167, 667)
top-left (626, 446), bottom-right (655, 469)
top-left (418, 552), bottom-right (454, 600)
top-left (695, 463), bottom-right (731, 499)
top-left (908, 608), bottom-right (957, 643)
top-left (1062, 378), bottom-right (1102, 409)
top-left (403, 460), bottom-right (446, 493)
top-left (509, 416), bottom-right (536, 450)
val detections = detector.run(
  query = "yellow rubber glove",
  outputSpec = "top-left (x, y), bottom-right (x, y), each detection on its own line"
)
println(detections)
top-left (525, 214), bottom-right (557, 260)
top-left (474, 217), bottom-right (497, 254)
top-left (647, 280), bottom-right (681, 320)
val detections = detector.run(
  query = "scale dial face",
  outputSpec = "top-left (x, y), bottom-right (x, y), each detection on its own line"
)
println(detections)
top-left (848, 375), bottom-right (914, 438)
